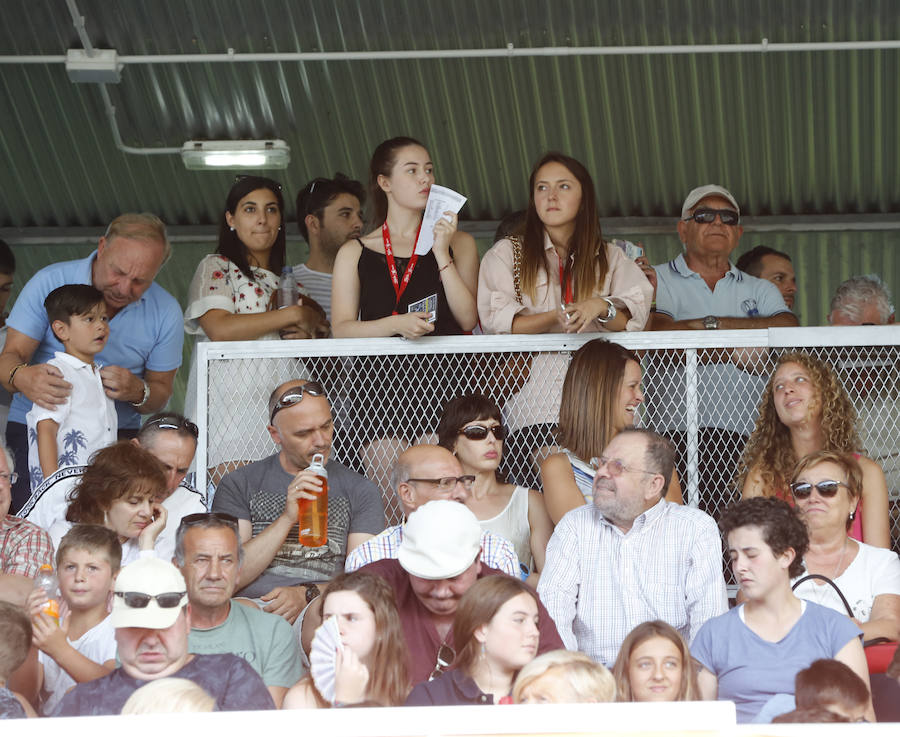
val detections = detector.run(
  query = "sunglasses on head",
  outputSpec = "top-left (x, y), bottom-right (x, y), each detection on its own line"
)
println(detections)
top-left (682, 207), bottom-right (740, 226)
top-left (179, 511), bottom-right (239, 531)
top-left (115, 591), bottom-right (186, 609)
top-left (459, 424), bottom-right (506, 441)
top-left (144, 415), bottom-right (199, 439)
top-left (233, 174), bottom-right (283, 192)
top-left (429, 642), bottom-right (456, 681)
top-left (269, 381), bottom-right (327, 424)
top-left (789, 480), bottom-right (849, 499)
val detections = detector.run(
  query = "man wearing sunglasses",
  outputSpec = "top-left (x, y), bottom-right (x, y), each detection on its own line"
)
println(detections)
top-left (55, 557), bottom-right (274, 715)
top-left (538, 429), bottom-right (727, 666)
top-left (212, 379), bottom-right (384, 624)
top-left (20, 412), bottom-right (206, 562)
top-left (645, 185), bottom-right (798, 517)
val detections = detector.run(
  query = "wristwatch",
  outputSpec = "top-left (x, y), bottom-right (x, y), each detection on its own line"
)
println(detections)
top-left (305, 583), bottom-right (320, 604)
top-left (595, 297), bottom-right (617, 324)
top-left (703, 315), bottom-right (719, 330)
top-left (131, 379), bottom-right (151, 408)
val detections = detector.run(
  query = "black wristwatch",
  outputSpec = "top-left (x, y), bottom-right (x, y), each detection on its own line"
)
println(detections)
top-left (305, 583), bottom-right (320, 604)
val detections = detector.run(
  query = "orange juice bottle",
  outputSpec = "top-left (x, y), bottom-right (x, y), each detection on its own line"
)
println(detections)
top-left (34, 564), bottom-right (60, 623)
top-left (298, 453), bottom-right (328, 547)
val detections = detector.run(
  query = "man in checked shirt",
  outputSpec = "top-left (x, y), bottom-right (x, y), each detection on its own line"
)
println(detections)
top-left (538, 428), bottom-right (728, 666)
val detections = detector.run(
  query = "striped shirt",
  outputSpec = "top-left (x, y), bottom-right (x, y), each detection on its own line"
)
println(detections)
top-left (292, 264), bottom-right (334, 322)
top-left (537, 499), bottom-right (728, 666)
top-left (345, 523), bottom-right (520, 577)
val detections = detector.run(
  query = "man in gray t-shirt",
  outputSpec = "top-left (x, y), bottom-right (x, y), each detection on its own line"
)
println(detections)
top-left (212, 379), bottom-right (384, 624)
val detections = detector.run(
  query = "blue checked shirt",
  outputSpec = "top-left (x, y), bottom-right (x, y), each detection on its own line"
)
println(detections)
top-left (537, 498), bottom-right (728, 666)
top-left (344, 523), bottom-right (520, 577)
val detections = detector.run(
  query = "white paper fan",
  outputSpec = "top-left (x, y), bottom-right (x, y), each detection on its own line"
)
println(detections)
top-left (310, 615), bottom-right (344, 704)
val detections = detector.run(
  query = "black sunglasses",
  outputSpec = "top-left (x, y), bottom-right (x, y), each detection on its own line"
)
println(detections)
top-left (269, 381), bottom-right (327, 424)
top-left (683, 207), bottom-right (740, 226)
top-left (179, 512), bottom-right (239, 530)
top-left (459, 424), bottom-right (507, 441)
top-left (789, 480), bottom-right (849, 500)
top-left (144, 415), bottom-right (199, 439)
top-left (114, 591), bottom-right (186, 609)
top-left (233, 174), bottom-right (283, 192)
top-left (429, 643), bottom-right (456, 681)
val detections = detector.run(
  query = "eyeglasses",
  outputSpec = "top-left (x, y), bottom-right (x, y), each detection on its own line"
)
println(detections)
top-left (682, 208), bottom-right (740, 226)
top-left (590, 456), bottom-right (658, 478)
top-left (459, 424), bottom-right (507, 441)
top-left (178, 511), bottom-right (239, 532)
top-left (114, 591), bottom-right (187, 608)
top-left (269, 381), bottom-right (327, 424)
top-left (429, 642), bottom-right (456, 681)
top-left (143, 415), bottom-right (199, 439)
top-left (789, 480), bottom-right (849, 499)
top-left (407, 475), bottom-right (476, 492)
top-left (0, 471), bottom-right (18, 485)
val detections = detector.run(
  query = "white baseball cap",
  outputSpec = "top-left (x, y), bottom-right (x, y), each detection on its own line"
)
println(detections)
top-left (111, 558), bottom-right (188, 629)
top-left (398, 500), bottom-right (482, 580)
top-left (681, 184), bottom-right (740, 219)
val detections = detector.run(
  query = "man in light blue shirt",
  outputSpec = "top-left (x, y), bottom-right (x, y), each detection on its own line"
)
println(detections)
top-left (0, 213), bottom-right (183, 510)
top-left (645, 185), bottom-right (798, 513)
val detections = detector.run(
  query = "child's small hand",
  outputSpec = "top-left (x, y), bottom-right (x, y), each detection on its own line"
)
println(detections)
top-left (31, 612), bottom-right (68, 656)
top-left (26, 586), bottom-right (49, 617)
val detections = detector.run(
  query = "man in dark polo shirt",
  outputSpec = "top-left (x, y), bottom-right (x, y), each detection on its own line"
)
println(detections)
top-left (360, 500), bottom-right (563, 684)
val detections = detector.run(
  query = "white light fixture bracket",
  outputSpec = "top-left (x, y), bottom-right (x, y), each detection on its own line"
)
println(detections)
top-left (181, 139), bottom-right (291, 170)
top-left (66, 48), bottom-right (122, 83)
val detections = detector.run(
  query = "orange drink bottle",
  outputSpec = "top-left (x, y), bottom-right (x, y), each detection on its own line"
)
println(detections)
top-left (34, 564), bottom-right (61, 624)
top-left (298, 453), bottom-right (328, 547)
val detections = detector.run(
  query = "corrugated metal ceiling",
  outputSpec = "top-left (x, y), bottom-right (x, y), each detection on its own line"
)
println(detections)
top-left (1, 0), bottom-right (900, 229)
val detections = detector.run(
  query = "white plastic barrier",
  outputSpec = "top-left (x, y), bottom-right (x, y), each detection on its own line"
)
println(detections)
top-left (197, 327), bottom-right (900, 548)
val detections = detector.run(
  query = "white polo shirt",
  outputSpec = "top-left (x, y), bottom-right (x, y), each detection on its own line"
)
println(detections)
top-left (647, 253), bottom-right (791, 434)
top-left (25, 352), bottom-right (117, 490)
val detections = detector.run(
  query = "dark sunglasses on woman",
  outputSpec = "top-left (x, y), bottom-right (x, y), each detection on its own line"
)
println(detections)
top-left (458, 424), bottom-right (506, 441)
top-left (789, 480), bottom-right (848, 499)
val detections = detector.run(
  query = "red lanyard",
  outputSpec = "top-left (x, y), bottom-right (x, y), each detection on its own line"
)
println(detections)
top-left (558, 253), bottom-right (573, 304)
top-left (382, 222), bottom-right (422, 315)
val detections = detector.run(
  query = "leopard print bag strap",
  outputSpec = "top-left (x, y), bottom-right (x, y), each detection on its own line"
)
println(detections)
top-left (509, 235), bottom-right (524, 305)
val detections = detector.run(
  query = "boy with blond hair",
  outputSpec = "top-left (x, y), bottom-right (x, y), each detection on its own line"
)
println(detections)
top-left (0, 601), bottom-right (36, 718)
top-left (27, 524), bottom-right (121, 715)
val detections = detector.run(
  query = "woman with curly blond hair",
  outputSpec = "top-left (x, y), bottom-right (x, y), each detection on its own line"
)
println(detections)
top-left (738, 351), bottom-right (890, 548)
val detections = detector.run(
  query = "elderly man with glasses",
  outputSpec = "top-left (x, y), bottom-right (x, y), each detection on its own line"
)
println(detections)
top-left (55, 557), bottom-right (274, 715)
top-left (212, 379), bottom-right (384, 625)
top-left (538, 429), bottom-right (727, 666)
top-left (20, 412), bottom-right (206, 562)
top-left (174, 512), bottom-right (303, 707)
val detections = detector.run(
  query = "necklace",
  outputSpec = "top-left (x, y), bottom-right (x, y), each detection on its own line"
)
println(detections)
top-left (810, 537), bottom-right (848, 606)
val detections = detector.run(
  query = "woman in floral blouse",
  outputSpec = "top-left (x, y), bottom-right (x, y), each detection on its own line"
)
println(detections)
top-left (183, 176), bottom-right (323, 473)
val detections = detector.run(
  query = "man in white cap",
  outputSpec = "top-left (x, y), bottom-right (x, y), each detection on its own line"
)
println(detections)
top-left (358, 499), bottom-right (563, 685)
top-left (643, 185), bottom-right (798, 514)
top-left (54, 557), bottom-right (275, 715)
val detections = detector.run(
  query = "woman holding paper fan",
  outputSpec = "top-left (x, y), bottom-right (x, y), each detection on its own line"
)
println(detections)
top-left (282, 572), bottom-right (409, 708)
top-left (332, 136), bottom-right (478, 339)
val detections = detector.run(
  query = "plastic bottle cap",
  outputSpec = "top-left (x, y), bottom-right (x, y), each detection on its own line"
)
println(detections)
top-left (39, 564), bottom-right (53, 571)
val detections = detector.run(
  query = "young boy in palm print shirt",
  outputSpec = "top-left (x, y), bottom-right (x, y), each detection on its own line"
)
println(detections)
top-left (25, 285), bottom-right (116, 489)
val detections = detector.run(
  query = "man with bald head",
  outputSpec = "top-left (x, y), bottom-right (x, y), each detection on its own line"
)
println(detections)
top-left (212, 379), bottom-right (384, 623)
top-left (344, 444), bottom-right (519, 576)
top-left (0, 213), bottom-right (183, 510)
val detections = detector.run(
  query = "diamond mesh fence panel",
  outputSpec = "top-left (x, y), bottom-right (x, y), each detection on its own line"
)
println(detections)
top-left (199, 334), bottom-right (900, 581)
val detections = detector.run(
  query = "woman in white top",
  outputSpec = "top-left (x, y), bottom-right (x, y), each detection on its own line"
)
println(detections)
top-left (436, 393), bottom-right (552, 583)
top-left (541, 339), bottom-right (682, 525)
top-left (790, 450), bottom-right (900, 642)
top-left (183, 176), bottom-right (325, 474)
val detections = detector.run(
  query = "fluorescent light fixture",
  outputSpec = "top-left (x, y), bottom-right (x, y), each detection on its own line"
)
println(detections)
top-left (181, 140), bottom-right (291, 170)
